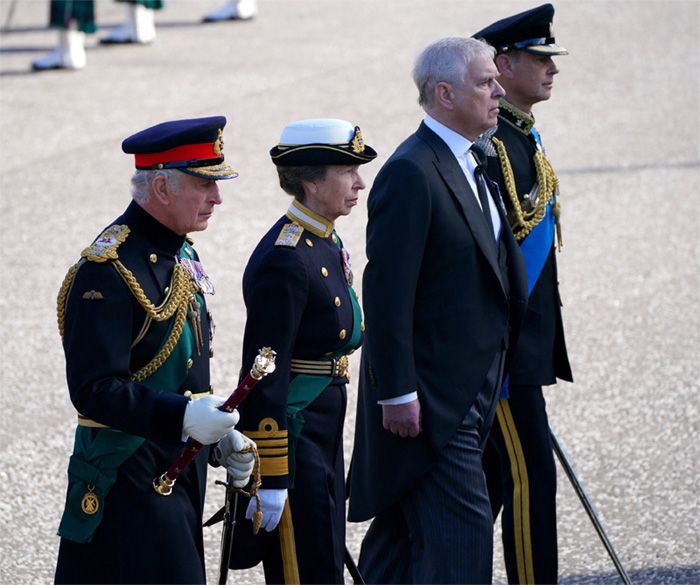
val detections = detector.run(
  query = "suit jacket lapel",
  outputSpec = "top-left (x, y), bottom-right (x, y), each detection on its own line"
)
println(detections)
top-left (416, 123), bottom-right (505, 293)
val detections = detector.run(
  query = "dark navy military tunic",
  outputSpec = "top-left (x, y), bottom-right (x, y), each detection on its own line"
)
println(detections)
top-left (230, 200), bottom-right (362, 584)
top-left (485, 104), bottom-right (572, 385)
top-left (482, 100), bottom-right (572, 584)
top-left (55, 201), bottom-right (212, 584)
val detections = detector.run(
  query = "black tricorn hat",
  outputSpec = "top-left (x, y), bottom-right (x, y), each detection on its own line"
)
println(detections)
top-left (270, 119), bottom-right (377, 167)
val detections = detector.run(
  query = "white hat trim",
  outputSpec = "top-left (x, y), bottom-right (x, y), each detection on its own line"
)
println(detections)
top-left (278, 118), bottom-right (355, 146)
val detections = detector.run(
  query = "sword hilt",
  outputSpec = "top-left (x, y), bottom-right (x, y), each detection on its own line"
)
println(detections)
top-left (153, 347), bottom-right (276, 496)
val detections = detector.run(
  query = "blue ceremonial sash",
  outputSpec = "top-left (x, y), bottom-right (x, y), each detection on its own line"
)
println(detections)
top-left (521, 202), bottom-right (555, 295)
top-left (522, 126), bottom-right (555, 296)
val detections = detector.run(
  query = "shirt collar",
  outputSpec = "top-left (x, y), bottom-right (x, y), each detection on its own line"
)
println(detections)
top-left (423, 114), bottom-right (474, 160)
top-left (285, 199), bottom-right (334, 238)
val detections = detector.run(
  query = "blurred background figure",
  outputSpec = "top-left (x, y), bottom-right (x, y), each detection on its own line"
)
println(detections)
top-left (100, 0), bottom-right (162, 44)
top-left (31, 0), bottom-right (95, 71)
top-left (31, 0), bottom-right (163, 72)
top-left (202, 0), bottom-right (257, 22)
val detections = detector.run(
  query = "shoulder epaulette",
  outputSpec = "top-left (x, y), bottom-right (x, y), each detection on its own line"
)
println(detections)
top-left (274, 222), bottom-right (304, 248)
top-left (80, 224), bottom-right (130, 263)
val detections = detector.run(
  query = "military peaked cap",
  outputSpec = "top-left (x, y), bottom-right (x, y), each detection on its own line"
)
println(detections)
top-left (474, 3), bottom-right (568, 56)
top-left (122, 116), bottom-right (238, 180)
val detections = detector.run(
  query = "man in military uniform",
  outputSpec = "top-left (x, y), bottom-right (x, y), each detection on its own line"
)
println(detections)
top-left (227, 119), bottom-right (376, 584)
top-left (54, 116), bottom-right (255, 584)
top-left (474, 5), bottom-right (573, 583)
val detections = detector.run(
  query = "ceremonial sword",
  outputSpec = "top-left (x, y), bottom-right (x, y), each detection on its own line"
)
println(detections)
top-left (550, 425), bottom-right (632, 585)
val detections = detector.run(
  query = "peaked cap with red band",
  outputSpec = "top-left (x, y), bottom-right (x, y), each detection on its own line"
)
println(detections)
top-left (122, 116), bottom-right (238, 180)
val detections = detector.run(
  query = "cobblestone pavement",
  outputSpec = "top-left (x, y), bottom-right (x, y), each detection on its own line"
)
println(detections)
top-left (1, 1), bottom-right (698, 583)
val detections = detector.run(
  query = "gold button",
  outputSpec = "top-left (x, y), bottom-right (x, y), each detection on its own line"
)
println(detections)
top-left (321, 267), bottom-right (329, 277)
top-left (184, 390), bottom-right (193, 399)
top-left (361, 321), bottom-right (365, 332)
top-left (305, 238), bottom-right (313, 247)
top-left (332, 233), bottom-right (338, 244)
top-left (339, 329), bottom-right (347, 340)
top-left (164, 286), bottom-right (170, 294)
top-left (187, 358), bottom-right (193, 368)
top-left (149, 253), bottom-right (157, 263)
top-left (334, 297), bottom-right (341, 307)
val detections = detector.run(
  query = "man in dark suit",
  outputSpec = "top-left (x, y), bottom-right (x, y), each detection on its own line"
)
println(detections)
top-left (474, 5), bottom-right (573, 583)
top-left (348, 37), bottom-right (528, 584)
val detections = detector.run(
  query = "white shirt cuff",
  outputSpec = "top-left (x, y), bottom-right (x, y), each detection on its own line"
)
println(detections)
top-left (378, 391), bottom-right (418, 405)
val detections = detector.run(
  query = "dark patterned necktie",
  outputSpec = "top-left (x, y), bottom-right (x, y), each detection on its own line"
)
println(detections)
top-left (470, 144), bottom-right (495, 238)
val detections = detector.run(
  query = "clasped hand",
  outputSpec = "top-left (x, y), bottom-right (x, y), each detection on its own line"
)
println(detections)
top-left (382, 399), bottom-right (422, 438)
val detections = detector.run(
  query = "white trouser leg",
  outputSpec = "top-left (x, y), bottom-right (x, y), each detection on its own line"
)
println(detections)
top-left (101, 4), bottom-right (156, 44)
top-left (202, 0), bottom-right (257, 22)
top-left (32, 28), bottom-right (86, 70)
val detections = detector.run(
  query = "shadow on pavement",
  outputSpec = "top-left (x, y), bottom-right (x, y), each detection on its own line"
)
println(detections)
top-left (560, 564), bottom-right (700, 584)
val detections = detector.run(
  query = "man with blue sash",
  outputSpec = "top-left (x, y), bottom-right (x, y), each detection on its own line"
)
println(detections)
top-left (54, 116), bottom-right (255, 584)
top-left (474, 5), bottom-right (573, 583)
top-left (227, 119), bottom-right (376, 583)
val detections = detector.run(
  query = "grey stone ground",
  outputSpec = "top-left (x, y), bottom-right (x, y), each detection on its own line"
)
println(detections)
top-left (1, 0), bottom-right (698, 583)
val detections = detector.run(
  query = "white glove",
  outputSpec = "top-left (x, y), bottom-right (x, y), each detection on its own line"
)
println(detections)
top-left (247, 488), bottom-right (287, 532)
top-left (182, 395), bottom-right (240, 445)
top-left (213, 430), bottom-right (256, 488)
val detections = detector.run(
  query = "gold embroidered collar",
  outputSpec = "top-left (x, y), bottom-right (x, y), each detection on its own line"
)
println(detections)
top-left (285, 200), bottom-right (334, 238)
top-left (498, 99), bottom-right (535, 135)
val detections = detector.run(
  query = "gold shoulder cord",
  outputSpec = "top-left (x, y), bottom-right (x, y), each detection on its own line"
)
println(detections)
top-left (492, 136), bottom-right (562, 250)
top-left (56, 260), bottom-right (197, 383)
top-left (56, 262), bottom-right (81, 339)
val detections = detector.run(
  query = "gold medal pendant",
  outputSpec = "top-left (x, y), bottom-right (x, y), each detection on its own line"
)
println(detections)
top-left (81, 485), bottom-right (99, 515)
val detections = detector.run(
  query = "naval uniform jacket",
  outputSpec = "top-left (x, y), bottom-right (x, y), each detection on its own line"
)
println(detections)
top-left (486, 102), bottom-right (572, 386)
top-left (348, 122), bottom-right (528, 522)
top-left (230, 200), bottom-right (362, 581)
top-left (55, 201), bottom-right (212, 584)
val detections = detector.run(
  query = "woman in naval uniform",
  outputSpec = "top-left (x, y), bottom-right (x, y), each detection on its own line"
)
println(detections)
top-left (229, 118), bottom-right (376, 584)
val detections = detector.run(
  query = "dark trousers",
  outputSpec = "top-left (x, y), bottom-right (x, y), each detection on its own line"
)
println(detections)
top-left (483, 385), bottom-right (558, 584)
top-left (259, 384), bottom-right (347, 584)
top-left (358, 351), bottom-right (505, 584)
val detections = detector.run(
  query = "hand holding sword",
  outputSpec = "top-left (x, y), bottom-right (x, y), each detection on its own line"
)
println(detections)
top-left (153, 347), bottom-right (276, 496)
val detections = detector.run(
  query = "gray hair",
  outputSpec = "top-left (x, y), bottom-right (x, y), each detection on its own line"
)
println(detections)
top-left (130, 169), bottom-right (185, 204)
top-left (412, 37), bottom-right (496, 107)
top-left (276, 166), bottom-right (328, 200)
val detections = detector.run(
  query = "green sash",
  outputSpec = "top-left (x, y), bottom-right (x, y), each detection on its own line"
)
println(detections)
top-left (286, 286), bottom-right (362, 488)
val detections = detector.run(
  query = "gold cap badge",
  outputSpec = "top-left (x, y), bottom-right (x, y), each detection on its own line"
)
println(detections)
top-left (351, 126), bottom-right (365, 154)
top-left (213, 128), bottom-right (224, 156)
